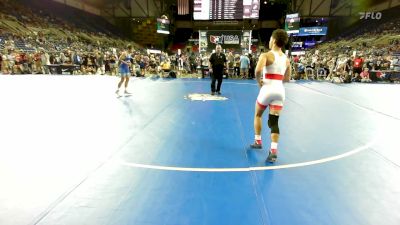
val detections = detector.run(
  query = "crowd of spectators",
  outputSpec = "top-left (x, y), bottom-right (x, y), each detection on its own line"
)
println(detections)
top-left (0, 0), bottom-right (262, 78)
top-left (1, 0), bottom-right (399, 83)
top-left (291, 15), bottom-right (400, 83)
top-left (0, 0), bottom-right (146, 76)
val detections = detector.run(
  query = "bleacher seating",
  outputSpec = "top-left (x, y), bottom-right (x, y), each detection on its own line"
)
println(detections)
top-left (17, 0), bottom-right (125, 38)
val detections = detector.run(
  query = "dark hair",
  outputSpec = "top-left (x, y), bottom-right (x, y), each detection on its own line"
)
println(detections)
top-left (271, 29), bottom-right (288, 48)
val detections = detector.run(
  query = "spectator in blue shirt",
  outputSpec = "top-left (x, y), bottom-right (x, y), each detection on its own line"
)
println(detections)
top-left (240, 53), bottom-right (250, 79)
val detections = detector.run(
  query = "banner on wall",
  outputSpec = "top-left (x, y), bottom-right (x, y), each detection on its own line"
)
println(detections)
top-left (292, 42), bottom-right (303, 48)
top-left (200, 30), bottom-right (251, 53)
top-left (199, 31), bottom-right (208, 52)
top-left (304, 40), bottom-right (316, 48)
top-left (285, 13), bottom-right (300, 34)
top-left (298, 27), bottom-right (328, 36)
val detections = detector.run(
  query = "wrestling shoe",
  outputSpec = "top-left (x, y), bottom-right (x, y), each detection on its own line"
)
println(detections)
top-left (266, 149), bottom-right (278, 163)
top-left (250, 141), bottom-right (262, 149)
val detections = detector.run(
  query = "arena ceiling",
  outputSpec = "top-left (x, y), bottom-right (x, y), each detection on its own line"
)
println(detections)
top-left (81, 0), bottom-right (397, 17)
top-left (82, 0), bottom-right (162, 9)
top-left (80, 0), bottom-right (119, 7)
top-left (293, 0), bottom-right (398, 17)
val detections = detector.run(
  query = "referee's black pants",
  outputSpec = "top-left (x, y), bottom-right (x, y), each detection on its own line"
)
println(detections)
top-left (211, 70), bottom-right (223, 93)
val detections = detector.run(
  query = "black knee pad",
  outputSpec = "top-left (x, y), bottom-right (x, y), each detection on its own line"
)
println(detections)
top-left (268, 114), bottom-right (280, 134)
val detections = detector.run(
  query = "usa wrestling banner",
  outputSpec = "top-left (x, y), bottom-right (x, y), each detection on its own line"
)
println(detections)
top-left (206, 30), bottom-right (244, 52)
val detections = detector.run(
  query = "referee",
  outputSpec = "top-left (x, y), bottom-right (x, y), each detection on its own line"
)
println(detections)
top-left (209, 44), bottom-right (227, 95)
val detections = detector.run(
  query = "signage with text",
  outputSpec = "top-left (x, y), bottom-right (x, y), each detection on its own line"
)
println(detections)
top-left (285, 13), bottom-right (300, 34)
top-left (291, 42), bottom-right (303, 48)
top-left (298, 27), bottom-right (328, 36)
top-left (359, 12), bottom-right (382, 20)
top-left (156, 18), bottom-right (170, 34)
top-left (304, 41), bottom-right (316, 48)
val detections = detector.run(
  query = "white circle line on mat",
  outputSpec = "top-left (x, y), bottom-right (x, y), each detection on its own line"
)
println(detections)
top-left (115, 80), bottom-right (379, 172)
top-left (115, 138), bottom-right (376, 172)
